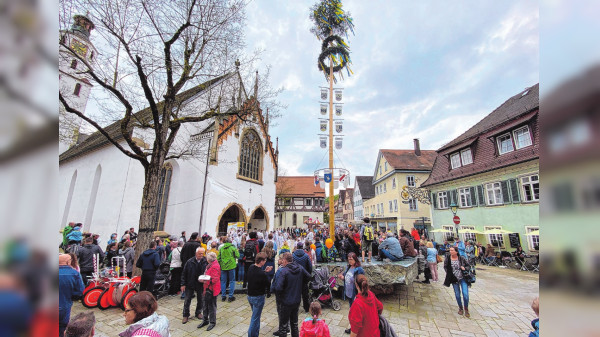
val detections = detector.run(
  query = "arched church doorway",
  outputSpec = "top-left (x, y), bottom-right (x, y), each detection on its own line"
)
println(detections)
top-left (217, 204), bottom-right (244, 236)
top-left (249, 207), bottom-right (268, 232)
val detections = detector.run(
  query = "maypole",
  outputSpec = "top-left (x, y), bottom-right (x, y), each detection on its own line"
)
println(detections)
top-left (310, 0), bottom-right (354, 240)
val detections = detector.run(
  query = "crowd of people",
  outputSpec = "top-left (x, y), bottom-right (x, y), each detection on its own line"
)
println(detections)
top-left (58, 218), bottom-right (538, 337)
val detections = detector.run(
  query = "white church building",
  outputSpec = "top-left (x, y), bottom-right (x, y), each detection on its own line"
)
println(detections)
top-left (58, 16), bottom-right (278, 242)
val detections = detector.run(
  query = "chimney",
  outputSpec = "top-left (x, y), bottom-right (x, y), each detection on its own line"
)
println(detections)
top-left (414, 138), bottom-right (421, 156)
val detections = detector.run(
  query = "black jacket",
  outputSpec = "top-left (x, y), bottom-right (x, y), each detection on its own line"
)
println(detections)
top-left (181, 257), bottom-right (208, 291)
top-left (443, 255), bottom-right (469, 287)
top-left (180, 241), bottom-right (202, 267)
top-left (77, 244), bottom-right (105, 272)
top-left (136, 249), bottom-right (161, 272)
top-left (272, 262), bottom-right (310, 306)
top-left (292, 249), bottom-right (312, 275)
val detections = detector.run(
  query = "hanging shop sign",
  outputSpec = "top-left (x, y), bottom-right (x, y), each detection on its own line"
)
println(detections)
top-left (320, 136), bottom-right (327, 149)
top-left (335, 137), bottom-right (342, 149)
top-left (335, 89), bottom-right (342, 101)
top-left (335, 105), bottom-right (342, 116)
top-left (335, 121), bottom-right (343, 133)
top-left (320, 104), bottom-right (327, 115)
top-left (321, 89), bottom-right (327, 100)
top-left (320, 120), bottom-right (327, 132)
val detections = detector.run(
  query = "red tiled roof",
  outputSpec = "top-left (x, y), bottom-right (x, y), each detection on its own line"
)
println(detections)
top-left (380, 150), bottom-right (437, 171)
top-left (276, 176), bottom-right (325, 197)
top-left (422, 84), bottom-right (540, 187)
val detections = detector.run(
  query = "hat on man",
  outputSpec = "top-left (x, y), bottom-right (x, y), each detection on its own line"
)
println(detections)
top-left (296, 242), bottom-right (304, 249)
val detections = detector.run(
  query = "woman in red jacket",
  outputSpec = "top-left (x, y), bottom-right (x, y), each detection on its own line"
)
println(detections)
top-left (198, 252), bottom-right (221, 331)
top-left (348, 275), bottom-right (383, 337)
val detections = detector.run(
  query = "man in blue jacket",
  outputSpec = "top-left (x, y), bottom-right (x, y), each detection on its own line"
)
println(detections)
top-left (136, 240), bottom-right (161, 295)
top-left (59, 254), bottom-right (84, 337)
top-left (292, 242), bottom-right (312, 313)
top-left (272, 252), bottom-right (310, 337)
top-left (378, 232), bottom-right (404, 261)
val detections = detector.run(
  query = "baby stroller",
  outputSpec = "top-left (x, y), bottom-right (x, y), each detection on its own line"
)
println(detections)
top-left (309, 267), bottom-right (341, 311)
top-left (154, 261), bottom-right (171, 299)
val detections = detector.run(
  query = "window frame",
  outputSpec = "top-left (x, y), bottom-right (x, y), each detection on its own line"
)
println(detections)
top-left (520, 173), bottom-right (539, 203)
top-left (484, 225), bottom-right (505, 248)
top-left (458, 187), bottom-right (473, 208)
top-left (460, 225), bottom-right (477, 243)
top-left (513, 125), bottom-right (533, 150)
top-left (443, 225), bottom-right (455, 241)
top-left (437, 191), bottom-right (449, 209)
top-left (305, 198), bottom-right (312, 206)
top-left (384, 162), bottom-right (388, 171)
top-left (450, 153), bottom-right (461, 169)
top-left (237, 129), bottom-right (264, 184)
top-left (526, 226), bottom-right (539, 251)
top-left (408, 198), bottom-right (418, 211)
top-left (73, 83), bottom-right (82, 96)
top-left (497, 133), bottom-right (515, 155)
top-left (460, 148), bottom-right (473, 165)
top-left (389, 200), bottom-right (393, 213)
top-left (407, 175), bottom-right (415, 187)
top-left (485, 182), bottom-right (503, 205)
top-left (392, 177), bottom-right (396, 189)
top-left (383, 183), bottom-right (387, 193)
top-left (393, 199), bottom-right (398, 212)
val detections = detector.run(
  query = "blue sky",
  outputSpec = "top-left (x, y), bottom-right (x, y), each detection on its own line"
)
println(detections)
top-left (243, 1), bottom-right (539, 182)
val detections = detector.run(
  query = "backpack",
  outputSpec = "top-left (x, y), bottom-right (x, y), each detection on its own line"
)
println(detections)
top-left (244, 240), bottom-right (258, 262)
top-left (363, 225), bottom-right (374, 242)
top-left (315, 245), bottom-right (323, 263)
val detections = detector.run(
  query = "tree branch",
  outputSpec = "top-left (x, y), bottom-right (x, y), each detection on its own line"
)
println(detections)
top-left (59, 93), bottom-right (148, 166)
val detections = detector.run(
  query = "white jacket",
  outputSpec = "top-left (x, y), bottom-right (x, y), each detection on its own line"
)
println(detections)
top-left (170, 247), bottom-right (183, 269)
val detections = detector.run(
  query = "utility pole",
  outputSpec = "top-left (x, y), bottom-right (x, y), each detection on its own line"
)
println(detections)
top-left (328, 52), bottom-right (335, 240)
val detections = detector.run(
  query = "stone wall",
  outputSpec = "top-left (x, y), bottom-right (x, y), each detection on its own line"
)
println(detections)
top-left (316, 258), bottom-right (418, 295)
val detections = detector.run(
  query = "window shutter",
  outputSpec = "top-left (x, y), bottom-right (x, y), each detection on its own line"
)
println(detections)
top-left (477, 185), bottom-right (485, 206)
top-left (509, 179), bottom-right (520, 203)
top-left (470, 186), bottom-right (477, 206)
top-left (501, 180), bottom-right (511, 204)
top-left (451, 190), bottom-right (458, 206)
top-left (432, 192), bottom-right (437, 209)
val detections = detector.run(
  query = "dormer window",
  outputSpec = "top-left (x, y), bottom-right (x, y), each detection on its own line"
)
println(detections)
top-left (497, 133), bottom-right (514, 154)
top-left (450, 148), bottom-right (473, 169)
top-left (460, 149), bottom-right (473, 165)
top-left (71, 60), bottom-right (77, 69)
top-left (513, 126), bottom-right (532, 149)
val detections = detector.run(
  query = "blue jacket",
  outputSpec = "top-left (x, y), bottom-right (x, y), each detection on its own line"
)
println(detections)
top-left (66, 228), bottom-right (82, 243)
top-left (528, 318), bottom-right (539, 337)
top-left (343, 265), bottom-right (365, 300)
top-left (379, 237), bottom-right (403, 259)
top-left (292, 249), bottom-right (313, 275)
top-left (59, 266), bottom-right (85, 325)
top-left (272, 262), bottom-right (310, 306)
top-left (136, 249), bottom-right (161, 272)
top-left (315, 242), bottom-right (324, 262)
top-left (456, 241), bottom-right (466, 257)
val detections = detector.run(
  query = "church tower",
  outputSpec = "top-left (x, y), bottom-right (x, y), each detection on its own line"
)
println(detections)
top-left (59, 14), bottom-right (98, 154)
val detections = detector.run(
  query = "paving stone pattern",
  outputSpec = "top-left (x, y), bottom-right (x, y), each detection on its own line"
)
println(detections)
top-left (72, 265), bottom-right (538, 337)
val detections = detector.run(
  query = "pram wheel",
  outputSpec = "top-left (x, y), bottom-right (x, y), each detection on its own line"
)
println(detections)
top-left (121, 289), bottom-right (138, 310)
top-left (331, 300), bottom-right (341, 311)
top-left (97, 289), bottom-right (112, 310)
top-left (82, 286), bottom-right (104, 308)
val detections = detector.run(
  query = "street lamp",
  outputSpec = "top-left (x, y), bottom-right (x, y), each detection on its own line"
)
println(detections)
top-left (449, 201), bottom-right (459, 240)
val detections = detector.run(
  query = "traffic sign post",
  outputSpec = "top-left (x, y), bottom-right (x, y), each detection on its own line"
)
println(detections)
top-left (453, 216), bottom-right (460, 225)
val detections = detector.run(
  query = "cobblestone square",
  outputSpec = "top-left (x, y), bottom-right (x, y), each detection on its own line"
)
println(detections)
top-left (72, 265), bottom-right (538, 337)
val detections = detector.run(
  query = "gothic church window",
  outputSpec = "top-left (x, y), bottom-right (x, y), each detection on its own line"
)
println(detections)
top-left (238, 130), bottom-right (262, 182)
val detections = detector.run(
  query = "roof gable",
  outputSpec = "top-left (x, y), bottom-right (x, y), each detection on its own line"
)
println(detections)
top-left (355, 176), bottom-right (375, 200)
top-left (276, 176), bottom-right (325, 198)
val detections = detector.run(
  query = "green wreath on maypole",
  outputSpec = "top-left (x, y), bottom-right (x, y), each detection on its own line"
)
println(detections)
top-left (310, 0), bottom-right (354, 83)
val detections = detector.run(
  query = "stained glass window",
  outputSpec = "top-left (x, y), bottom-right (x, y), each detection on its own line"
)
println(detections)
top-left (238, 130), bottom-right (262, 181)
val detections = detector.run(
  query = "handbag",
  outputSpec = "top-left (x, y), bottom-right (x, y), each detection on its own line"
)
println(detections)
top-left (461, 266), bottom-right (476, 284)
top-left (436, 254), bottom-right (443, 263)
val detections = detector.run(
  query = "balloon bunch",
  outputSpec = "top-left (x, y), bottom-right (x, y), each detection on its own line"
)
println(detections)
top-left (310, 0), bottom-right (354, 83)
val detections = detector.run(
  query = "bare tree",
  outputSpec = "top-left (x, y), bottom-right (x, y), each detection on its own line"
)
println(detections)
top-left (58, 0), bottom-right (276, 273)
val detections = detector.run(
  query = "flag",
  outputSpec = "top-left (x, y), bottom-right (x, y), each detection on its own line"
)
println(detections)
top-left (314, 175), bottom-right (319, 186)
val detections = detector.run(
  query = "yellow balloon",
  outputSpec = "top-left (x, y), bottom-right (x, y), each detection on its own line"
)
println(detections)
top-left (325, 238), bottom-right (334, 249)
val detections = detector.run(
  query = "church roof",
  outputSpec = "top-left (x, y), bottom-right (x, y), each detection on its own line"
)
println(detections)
top-left (59, 73), bottom-right (232, 163)
top-left (276, 176), bottom-right (325, 198)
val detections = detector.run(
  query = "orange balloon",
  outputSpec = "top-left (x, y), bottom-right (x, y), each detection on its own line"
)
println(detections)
top-left (325, 238), bottom-right (333, 249)
top-left (310, 244), bottom-right (316, 250)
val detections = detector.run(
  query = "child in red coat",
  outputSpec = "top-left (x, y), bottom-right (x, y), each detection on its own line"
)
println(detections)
top-left (300, 302), bottom-right (331, 337)
top-left (348, 275), bottom-right (383, 337)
